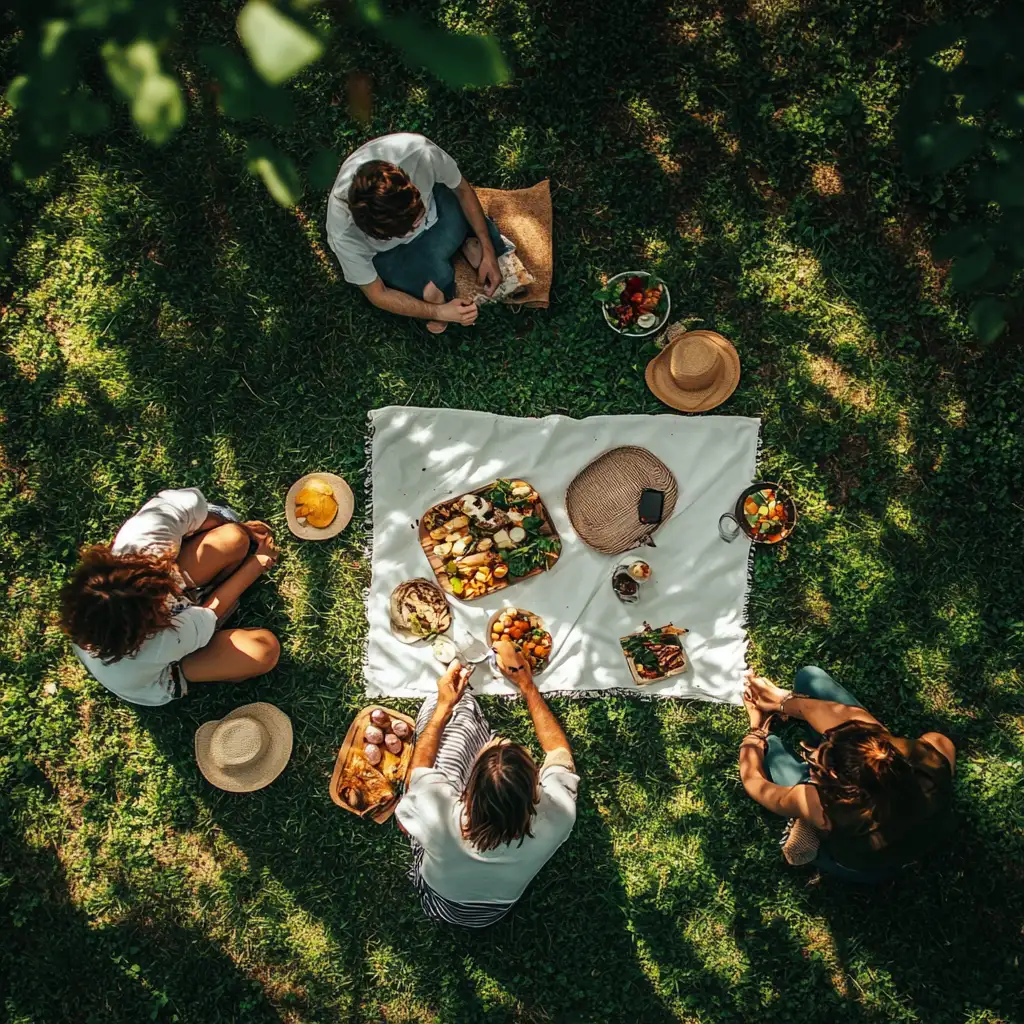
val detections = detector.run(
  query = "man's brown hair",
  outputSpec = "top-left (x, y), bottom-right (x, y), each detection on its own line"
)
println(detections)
top-left (347, 160), bottom-right (424, 240)
top-left (60, 544), bottom-right (184, 663)
top-left (461, 742), bottom-right (539, 852)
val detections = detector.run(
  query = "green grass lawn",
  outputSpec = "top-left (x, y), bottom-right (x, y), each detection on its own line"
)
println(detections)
top-left (2, 0), bottom-right (1023, 1021)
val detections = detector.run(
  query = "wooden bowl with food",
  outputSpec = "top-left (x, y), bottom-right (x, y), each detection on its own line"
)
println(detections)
top-left (488, 607), bottom-right (553, 675)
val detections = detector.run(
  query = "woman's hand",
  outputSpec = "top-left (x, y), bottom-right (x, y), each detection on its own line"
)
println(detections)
top-left (244, 520), bottom-right (274, 544)
top-left (494, 639), bottom-right (533, 691)
top-left (743, 669), bottom-right (791, 714)
top-left (436, 660), bottom-right (471, 714)
top-left (253, 531), bottom-right (279, 572)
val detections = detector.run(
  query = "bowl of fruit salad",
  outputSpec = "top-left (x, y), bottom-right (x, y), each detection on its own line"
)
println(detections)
top-left (595, 271), bottom-right (671, 337)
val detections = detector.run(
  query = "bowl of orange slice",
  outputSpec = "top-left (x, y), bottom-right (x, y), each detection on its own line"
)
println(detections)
top-left (286, 472), bottom-right (354, 540)
top-left (719, 481), bottom-right (796, 545)
top-left (488, 607), bottom-right (553, 675)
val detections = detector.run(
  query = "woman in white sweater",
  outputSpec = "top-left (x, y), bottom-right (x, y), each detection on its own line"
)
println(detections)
top-left (60, 488), bottom-right (279, 706)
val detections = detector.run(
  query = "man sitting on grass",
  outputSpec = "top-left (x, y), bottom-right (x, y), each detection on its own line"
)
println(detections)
top-left (395, 640), bottom-right (578, 927)
top-left (326, 132), bottom-right (507, 334)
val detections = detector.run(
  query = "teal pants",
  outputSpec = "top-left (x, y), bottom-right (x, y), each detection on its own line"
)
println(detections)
top-left (764, 666), bottom-right (894, 884)
top-left (373, 184), bottom-right (506, 301)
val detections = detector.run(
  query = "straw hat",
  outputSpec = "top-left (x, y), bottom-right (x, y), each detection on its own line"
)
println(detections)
top-left (565, 446), bottom-right (678, 555)
top-left (285, 472), bottom-right (354, 541)
top-left (645, 326), bottom-right (740, 413)
top-left (195, 703), bottom-right (293, 792)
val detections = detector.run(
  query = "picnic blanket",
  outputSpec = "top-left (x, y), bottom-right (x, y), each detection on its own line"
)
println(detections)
top-left (364, 407), bottom-right (761, 703)
top-left (454, 180), bottom-right (553, 308)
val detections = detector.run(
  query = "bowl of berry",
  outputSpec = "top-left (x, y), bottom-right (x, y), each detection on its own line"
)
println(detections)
top-left (595, 271), bottom-right (671, 337)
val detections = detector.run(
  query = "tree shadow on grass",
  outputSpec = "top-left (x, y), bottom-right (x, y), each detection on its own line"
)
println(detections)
top-left (0, 819), bottom-right (283, 1024)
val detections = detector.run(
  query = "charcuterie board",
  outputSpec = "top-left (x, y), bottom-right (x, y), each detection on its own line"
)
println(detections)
top-left (418, 478), bottom-right (561, 602)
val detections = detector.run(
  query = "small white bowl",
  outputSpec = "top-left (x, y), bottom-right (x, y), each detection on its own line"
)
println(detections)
top-left (600, 271), bottom-right (671, 338)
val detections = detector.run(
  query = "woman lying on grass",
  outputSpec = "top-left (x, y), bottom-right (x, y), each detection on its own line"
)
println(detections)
top-left (739, 665), bottom-right (956, 882)
top-left (395, 640), bottom-right (578, 928)
top-left (60, 488), bottom-right (280, 707)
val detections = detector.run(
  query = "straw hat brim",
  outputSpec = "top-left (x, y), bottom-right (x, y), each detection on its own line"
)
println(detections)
top-left (286, 473), bottom-right (354, 541)
top-left (195, 702), bottom-right (293, 793)
top-left (645, 329), bottom-right (741, 413)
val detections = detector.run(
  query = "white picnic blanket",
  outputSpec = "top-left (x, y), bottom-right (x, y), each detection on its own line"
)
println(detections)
top-left (365, 407), bottom-right (761, 703)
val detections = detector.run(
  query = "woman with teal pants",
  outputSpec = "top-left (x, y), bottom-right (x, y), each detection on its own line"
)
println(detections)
top-left (738, 665), bottom-right (956, 882)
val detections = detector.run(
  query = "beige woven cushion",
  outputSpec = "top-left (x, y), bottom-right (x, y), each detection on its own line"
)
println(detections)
top-left (565, 446), bottom-right (678, 555)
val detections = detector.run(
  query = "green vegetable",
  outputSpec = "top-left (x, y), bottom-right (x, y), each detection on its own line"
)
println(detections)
top-left (521, 515), bottom-right (544, 534)
top-left (451, 578), bottom-right (464, 595)
top-left (504, 535), bottom-right (561, 578)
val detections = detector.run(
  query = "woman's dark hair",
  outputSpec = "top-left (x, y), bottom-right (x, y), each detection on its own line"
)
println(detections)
top-left (60, 544), bottom-right (184, 663)
top-left (462, 743), bottom-right (539, 852)
top-left (347, 160), bottom-right (424, 240)
top-left (810, 720), bottom-right (923, 823)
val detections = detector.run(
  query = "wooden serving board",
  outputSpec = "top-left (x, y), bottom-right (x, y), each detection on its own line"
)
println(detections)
top-left (418, 479), bottom-right (561, 602)
top-left (330, 705), bottom-right (416, 824)
top-left (619, 625), bottom-right (689, 686)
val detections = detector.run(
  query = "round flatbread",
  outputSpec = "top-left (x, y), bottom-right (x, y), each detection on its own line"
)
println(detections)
top-left (389, 578), bottom-right (452, 644)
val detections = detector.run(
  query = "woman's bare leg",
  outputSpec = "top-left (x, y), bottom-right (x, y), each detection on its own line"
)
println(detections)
top-left (177, 522), bottom-right (250, 586)
top-left (179, 628), bottom-right (280, 683)
top-left (423, 280), bottom-right (448, 335)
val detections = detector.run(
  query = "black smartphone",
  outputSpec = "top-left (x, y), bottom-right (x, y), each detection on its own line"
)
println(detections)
top-left (638, 488), bottom-right (664, 525)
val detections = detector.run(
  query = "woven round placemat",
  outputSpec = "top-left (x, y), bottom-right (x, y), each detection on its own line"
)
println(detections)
top-left (566, 446), bottom-right (678, 555)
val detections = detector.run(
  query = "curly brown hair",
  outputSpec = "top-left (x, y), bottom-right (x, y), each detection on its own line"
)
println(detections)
top-left (461, 742), bottom-right (538, 852)
top-left (347, 160), bottom-right (424, 240)
top-left (60, 544), bottom-right (184, 663)
top-left (809, 720), bottom-right (924, 824)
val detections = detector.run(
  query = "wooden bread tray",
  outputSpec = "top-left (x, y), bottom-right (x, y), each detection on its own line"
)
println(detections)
top-left (330, 705), bottom-right (416, 824)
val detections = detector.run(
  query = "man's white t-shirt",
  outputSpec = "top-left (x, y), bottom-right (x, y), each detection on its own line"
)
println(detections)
top-left (325, 133), bottom-right (463, 286)
top-left (73, 488), bottom-right (218, 707)
top-left (395, 754), bottom-right (579, 905)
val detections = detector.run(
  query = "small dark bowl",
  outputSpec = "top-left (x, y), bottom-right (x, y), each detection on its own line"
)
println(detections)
top-left (719, 481), bottom-right (797, 545)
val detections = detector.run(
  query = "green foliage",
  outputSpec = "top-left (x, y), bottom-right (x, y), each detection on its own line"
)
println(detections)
top-left (1, 0), bottom-right (508, 209)
top-left (900, 8), bottom-right (1024, 342)
top-left (2, 0), bottom-right (1024, 1021)
top-left (359, 0), bottom-right (509, 90)
top-left (236, 0), bottom-right (323, 86)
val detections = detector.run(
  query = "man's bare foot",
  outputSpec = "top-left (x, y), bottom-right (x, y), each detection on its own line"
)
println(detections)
top-left (461, 237), bottom-right (482, 269)
top-left (423, 280), bottom-right (448, 334)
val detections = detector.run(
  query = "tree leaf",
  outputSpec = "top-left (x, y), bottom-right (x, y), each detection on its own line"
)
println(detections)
top-left (200, 44), bottom-right (258, 119)
top-left (950, 243), bottom-right (994, 291)
top-left (909, 122), bottom-right (983, 177)
top-left (910, 20), bottom-right (962, 60)
top-left (246, 139), bottom-right (302, 206)
top-left (968, 297), bottom-right (1009, 344)
top-left (360, 0), bottom-right (509, 89)
top-left (237, 0), bottom-right (324, 85)
top-left (933, 224), bottom-right (984, 261)
top-left (307, 148), bottom-right (339, 191)
top-left (67, 91), bottom-right (110, 135)
top-left (1001, 91), bottom-right (1024, 129)
top-left (102, 40), bottom-right (184, 144)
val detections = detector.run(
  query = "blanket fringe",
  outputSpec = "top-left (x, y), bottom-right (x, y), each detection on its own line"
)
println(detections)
top-left (739, 423), bottom-right (764, 663)
top-left (360, 411), bottom-right (376, 691)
